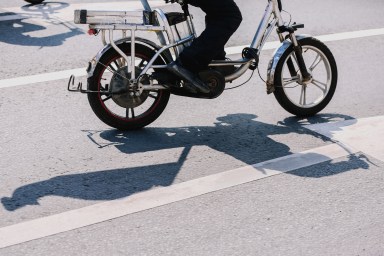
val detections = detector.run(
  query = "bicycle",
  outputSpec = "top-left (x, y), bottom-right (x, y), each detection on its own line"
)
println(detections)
top-left (68, 0), bottom-right (337, 130)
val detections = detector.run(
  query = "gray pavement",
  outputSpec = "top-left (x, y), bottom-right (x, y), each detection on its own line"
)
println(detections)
top-left (1, 0), bottom-right (384, 255)
top-left (3, 155), bottom-right (384, 256)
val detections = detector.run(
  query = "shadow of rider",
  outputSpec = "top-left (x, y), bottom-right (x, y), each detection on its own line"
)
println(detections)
top-left (1, 113), bottom-right (371, 211)
top-left (0, 2), bottom-right (82, 47)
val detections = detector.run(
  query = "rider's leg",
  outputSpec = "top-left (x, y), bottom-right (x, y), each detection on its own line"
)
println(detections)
top-left (167, 0), bottom-right (242, 92)
top-left (179, 0), bottom-right (242, 73)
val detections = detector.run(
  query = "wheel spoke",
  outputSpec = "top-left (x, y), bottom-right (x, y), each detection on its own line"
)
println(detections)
top-left (108, 63), bottom-right (117, 72)
top-left (125, 107), bottom-right (136, 119)
top-left (138, 59), bottom-right (146, 69)
top-left (311, 79), bottom-right (327, 93)
top-left (131, 108), bottom-right (135, 118)
top-left (283, 76), bottom-right (299, 87)
top-left (99, 82), bottom-right (109, 91)
top-left (309, 53), bottom-right (323, 72)
top-left (113, 60), bottom-right (122, 69)
top-left (102, 95), bottom-right (112, 102)
top-left (148, 92), bottom-right (158, 99)
top-left (299, 85), bottom-right (307, 105)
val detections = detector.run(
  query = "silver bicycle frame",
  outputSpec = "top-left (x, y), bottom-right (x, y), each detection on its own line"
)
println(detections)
top-left (75, 0), bottom-right (287, 87)
top-left (251, 0), bottom-right (285, 50)
top-left (208, 0), bottom-right (286, 82)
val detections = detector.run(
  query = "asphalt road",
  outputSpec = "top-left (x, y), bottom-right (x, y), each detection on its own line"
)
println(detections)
top-left (0, 0), bottom-right (384, 255)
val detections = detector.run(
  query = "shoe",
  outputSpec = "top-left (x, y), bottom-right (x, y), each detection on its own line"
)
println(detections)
top-left (152, 70), bottom-right (179, 85)
top-left (167, 60), bottom-right (210, 93)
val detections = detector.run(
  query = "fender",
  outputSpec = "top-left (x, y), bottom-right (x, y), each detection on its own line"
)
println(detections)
top-left (86, 37), bottom-right (173, 78)
top-left (266, 34), bottom-right (311, 94)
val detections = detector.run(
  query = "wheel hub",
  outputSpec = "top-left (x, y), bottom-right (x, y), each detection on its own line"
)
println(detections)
top-left (298, 71), bottom-right (313, 85)
top-left (110, 67), bottom-right (149, 108)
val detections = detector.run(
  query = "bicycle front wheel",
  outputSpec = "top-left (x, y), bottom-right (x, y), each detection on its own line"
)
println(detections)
top-left (273, 37), bottom-right (338, 117)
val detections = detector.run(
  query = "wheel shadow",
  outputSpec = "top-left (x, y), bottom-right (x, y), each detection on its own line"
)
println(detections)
top-left (0, 2), bottom-right (83, 47)
top-left (1, 113), bottom-right (371, 211)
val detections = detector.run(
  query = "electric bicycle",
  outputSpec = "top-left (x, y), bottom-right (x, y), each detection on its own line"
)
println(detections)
top-left (68, 0), bottom-right (338, 130)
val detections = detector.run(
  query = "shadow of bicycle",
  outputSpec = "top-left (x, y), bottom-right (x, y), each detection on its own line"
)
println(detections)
top-left (0, 2), bottom-right (82, 47)
top-left (1, 113), bottom-right (371, 211)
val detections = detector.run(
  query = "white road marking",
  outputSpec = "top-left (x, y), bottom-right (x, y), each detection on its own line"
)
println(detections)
top-left (306, 115), bottom-right (384, 162)
top-left (1, 27), bottom-right (384, 89)
top-left (0, 68), bottom-right (86, 89)
top-left (225, 28), bottom-right (384, 54)
top-left (0, 142), bottom-right (358, 249)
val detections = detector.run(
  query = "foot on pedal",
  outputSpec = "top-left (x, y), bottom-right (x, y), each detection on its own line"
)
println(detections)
top-left (167, 60), bottom-right (210, 93)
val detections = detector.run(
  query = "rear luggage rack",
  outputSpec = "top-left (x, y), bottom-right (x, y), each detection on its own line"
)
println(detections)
top-left (74, 9), bottom-right (164, 31)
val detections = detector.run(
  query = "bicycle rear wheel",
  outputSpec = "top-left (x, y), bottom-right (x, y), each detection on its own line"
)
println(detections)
top-left (87, 43), bottom-right (170, 130)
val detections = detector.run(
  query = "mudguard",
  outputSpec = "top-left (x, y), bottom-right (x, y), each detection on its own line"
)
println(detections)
top-left (86, 37), bottom-right (173, 78)
top-left (266, 34), bottom-right (311, 94)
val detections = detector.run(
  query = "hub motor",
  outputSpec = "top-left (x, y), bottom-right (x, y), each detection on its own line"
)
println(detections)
top-left (109, 67), bottom-right (149, 108)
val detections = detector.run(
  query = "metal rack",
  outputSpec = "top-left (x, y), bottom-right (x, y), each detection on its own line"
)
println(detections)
top-left (73, 3), bottom-right (197, 82)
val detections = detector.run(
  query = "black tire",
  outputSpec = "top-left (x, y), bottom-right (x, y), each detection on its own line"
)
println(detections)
top-left (87, 43), bottom-right (170, 130)
top-left (273, 37), bottom-right (338, 117)
top-left (24, 0), bottom-right (44, 4)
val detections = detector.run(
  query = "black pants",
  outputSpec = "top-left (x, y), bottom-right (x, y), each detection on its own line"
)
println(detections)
top-left (179, 0), bottom-right (242, 73)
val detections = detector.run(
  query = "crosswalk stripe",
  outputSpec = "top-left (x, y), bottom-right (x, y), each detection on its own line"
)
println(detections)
top-left (306, 115), bottom-right (384, 162)
top-left (0, 142), bottom-right (358, 249)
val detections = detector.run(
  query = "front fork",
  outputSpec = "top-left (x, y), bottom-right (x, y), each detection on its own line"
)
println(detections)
top-left (289, 33), bottom-right (312, 82)
top-left (279, 24), bottom-right (312, 83)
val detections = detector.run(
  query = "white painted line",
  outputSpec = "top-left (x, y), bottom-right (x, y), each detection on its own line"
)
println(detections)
top-left (306, 115), bottom-right (384, 162)
top-left (0, 68), bottom-right (85, 89)
top-left (0, 143), bottom-right (356, 249)
top-left (1, 27), bottom-right (384, 89)
top-left (225, 28), bottom-right (384, 55)
top-left (316, 28), bottom-right (384, 42)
